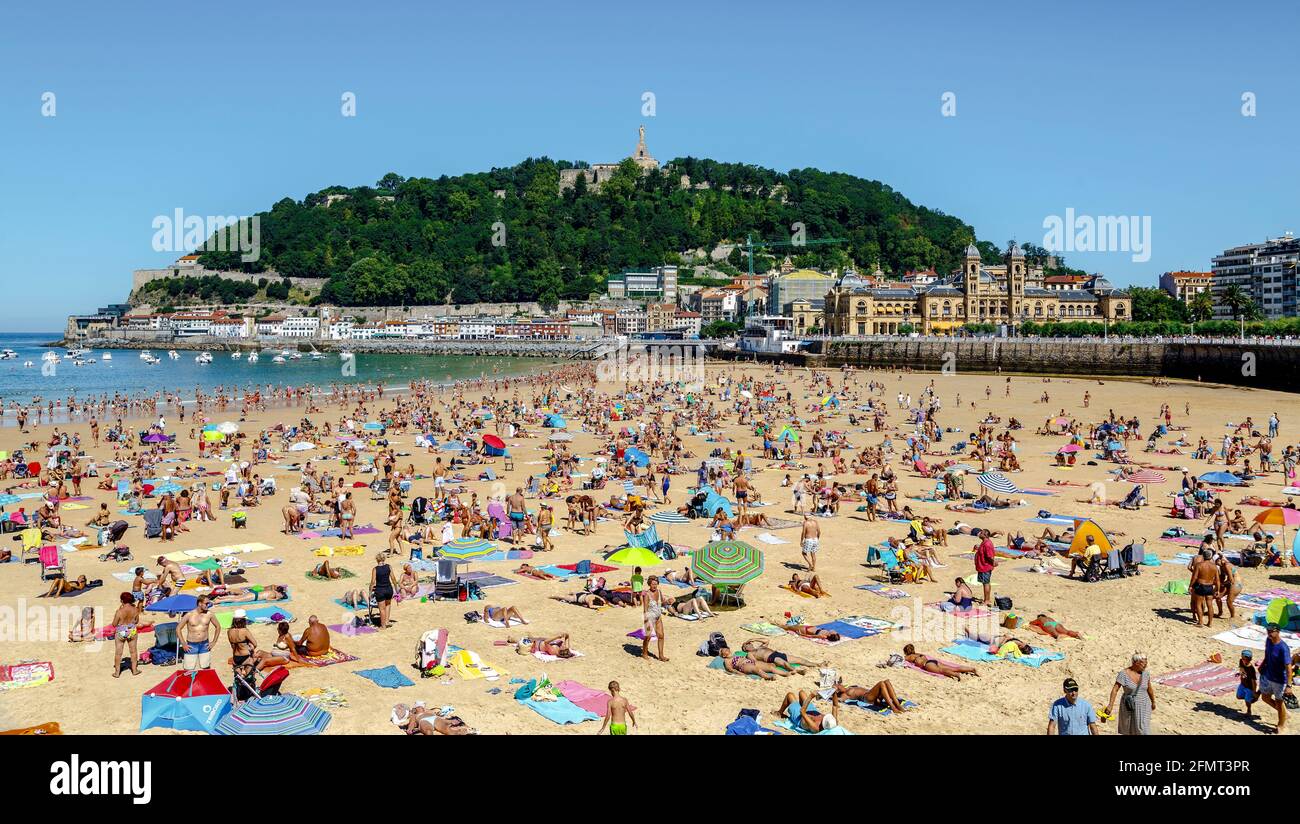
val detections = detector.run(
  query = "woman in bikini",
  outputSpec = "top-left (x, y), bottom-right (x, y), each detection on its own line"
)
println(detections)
top-left (783, 621), bottom-right (841, 642)
top-left (833, 679), bottom-right (909, 713)
top-left (902, 643), bottom-right (979, 680)
top-left (109, 593), bottom-right (141, 677)
top-left (397, 564), bottom-right (420, 599)
top-left (392, 703), bottom-right (473, 735)
top-left (228, 614), bottom-right (289, 681)
top-left (1030, 613), bottom-right (1083, 640)
top-left (789, 573), bottom-right (828, 598)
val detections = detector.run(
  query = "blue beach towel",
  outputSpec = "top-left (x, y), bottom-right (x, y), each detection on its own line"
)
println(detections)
top-left (354, 665), bottom-right (415, 689)
top-left (517, 695), bottom-right (599, 725)
top-left (816, 620), bottom-right (879, 640)
top-left (844, 698), bottom-right (919, 716)
top-left (940, 638), bottom-right (1065, 668)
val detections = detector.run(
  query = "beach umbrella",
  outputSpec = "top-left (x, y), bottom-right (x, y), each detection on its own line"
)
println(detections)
top-left (217, 422), bottom-right (239, 435)
top-left (0, 493), bottom-right (22, 506)
top-left (438, 537), bottom-right (497, 560)
top-left (976, 471), bottom-right (1021, 495)
top-left (142, 433), bottom-right (168, 443)
top-left (691, 540), bottom-right (764, 586)
top-left (214, 694), bottom-right (331, 736)
top-left (1255, 507), bottom-right (1300, 555)
top-left (1057, 444), bottom-right (1081, 453)
top-left (624, 448), bottom-right (650, 467)
top-left (606, 546), bottom-right (663, 567)
top-left (141, 670), bottom-right (232, 733)
top-left (1199, 471), bottom-right (1243, 486)
top-left (1124, 470), bottom-right (1165, 506)
top-left (649, 511), bottom-right (689, 525)
top-left (288, 442), bottom-right (315, 452)
top-left (144, 594), bottom-right (198, 614)
top-left (440, 441), bottom-right (469, 453)
top-left (481, 434), bottom-right (507, 458)
top-left (202, 430), bottom-right (225, 443)
top-left (362, 422), bottom-right (384, 431)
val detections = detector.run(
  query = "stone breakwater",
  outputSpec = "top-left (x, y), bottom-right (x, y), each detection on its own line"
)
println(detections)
top-left (70, 335), bottom-right (608, 360)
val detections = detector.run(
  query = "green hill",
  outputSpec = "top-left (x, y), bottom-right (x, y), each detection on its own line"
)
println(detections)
top-left (197, 157), bottom-right (979, 307)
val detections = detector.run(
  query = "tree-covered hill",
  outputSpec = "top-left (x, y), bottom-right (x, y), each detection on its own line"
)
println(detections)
top-left (198, 157), bottom-right (980, 306)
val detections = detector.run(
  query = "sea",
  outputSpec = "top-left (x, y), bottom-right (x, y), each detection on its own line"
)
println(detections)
top-left (0, 332), bottom-right (549, 424)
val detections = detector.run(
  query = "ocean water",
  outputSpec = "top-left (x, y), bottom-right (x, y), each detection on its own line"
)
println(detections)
top-left (0, 332), bottom-right (548, 418)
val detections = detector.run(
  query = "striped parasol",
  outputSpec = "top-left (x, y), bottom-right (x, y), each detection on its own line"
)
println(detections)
top-left (0, 493), bottom-right (22, 506)
top-left (691, 540), bottom-right (764, 586)
top-left (214, 694), bottom-right (331, 735)
top-left (649, 511), bottom-right (690, 525)
top-left (438, 537), bottom-right (497, 560)
top-left (1125, 470), bottom-right (1166, 485)
top-left (976, 471), bottom-right (1021, 495)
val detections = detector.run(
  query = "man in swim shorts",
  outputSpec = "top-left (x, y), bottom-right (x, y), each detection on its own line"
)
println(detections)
top-left (178, 594), bottom-right (219, 671)
top-left (599, 680), bottom-right (637, 735)
top-left (800, 514), bottom-right (820, 572)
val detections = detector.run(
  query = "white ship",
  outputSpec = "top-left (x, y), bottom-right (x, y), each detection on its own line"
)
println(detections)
top-left (195, 352), bottom-right (213, 364)
top-left (0, 349), bottom-right (17, 360)
top-left (272, 355), bottom-right (287, 364)
top-left (231, 351), bottom-right (243, 360)
top-left (141, 353), bottom-right (161, 365)
top-left (139, 350), bottom-right (154, 359)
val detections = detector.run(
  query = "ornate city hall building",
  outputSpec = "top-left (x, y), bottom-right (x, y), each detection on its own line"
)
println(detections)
top-left (824, 244), bottom-right (1131, 335)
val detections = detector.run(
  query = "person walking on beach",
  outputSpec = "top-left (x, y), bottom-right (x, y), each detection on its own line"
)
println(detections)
top-left (640, 575), bottom-right (668, 662)
top-left (599, 681), bottom-right (637, 735)
top-left (1047, 677), bottom-right (1097, 735)
top-left (1258, 623), bottom-right (1291, 733)
top-left (1106, 652), bottom-right (1154, 735)
top-left (800, 514), bottom-right (820, 572)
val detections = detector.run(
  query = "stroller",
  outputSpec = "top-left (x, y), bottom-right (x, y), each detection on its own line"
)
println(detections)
top-left (408, 496), bottom-right (433, 526)
top-left (232, 662), bottom-right (290, 702)
top-left (98, 520), bottom-right (133, 561)
top-left (369, 478), bottom-right (391, 500)
top-left (142, 508), bottom-right (164, 539)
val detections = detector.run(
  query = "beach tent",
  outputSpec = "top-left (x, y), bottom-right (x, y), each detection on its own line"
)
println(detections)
top-left (1067, 518), bottom-right (1114, 556)
top-left (699, 487), bottom-right (735, 519)
top-left (820, 395), bottom-right (840, 409)
top-left (481, 434), bottom-right (508, 457)
top-left (776, 425), bottom-right (800, 443)
top-left (544, 414), bottom-right (567, 429)
top-left (140, 669), bottom-right (232, 733)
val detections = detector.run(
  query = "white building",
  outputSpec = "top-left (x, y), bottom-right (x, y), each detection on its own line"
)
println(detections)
top-left (457, 319), bottom-right (495, 339)
top-left (170, 312), bottom-right (214, 336)
top-left (209, 319), bottom-right (246, 338)
top-left (1211, 233), bottom-right (1300, 319)
top-left (328, 320), bottom-right (354, 340)
top-left (278, 316), bottom-right (320, 338)
top-left (255, 316), bottom-right (285, 336)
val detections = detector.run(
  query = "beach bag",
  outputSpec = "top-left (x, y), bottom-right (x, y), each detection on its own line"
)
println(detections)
top-left (574, 559), bottom-right (592, 575)
top-left (994, 596), bottom-right (1013, 611)
top-left (701, 632), bottom-right (728, 657)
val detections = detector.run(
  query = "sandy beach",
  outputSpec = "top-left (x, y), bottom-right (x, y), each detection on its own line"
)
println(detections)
top-left (1, 362), bottom-right (1295, 736)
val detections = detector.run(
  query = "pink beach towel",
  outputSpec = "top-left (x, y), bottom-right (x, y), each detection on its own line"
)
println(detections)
top-left (555, 680), bottom-right (636, 717)
top-left (1154, 663), bottom-right (1239, 696)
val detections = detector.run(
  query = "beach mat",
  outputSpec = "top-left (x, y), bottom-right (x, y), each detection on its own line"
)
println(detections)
top-left (517, 694), bottom-right (599, 725)
top-left (554, 680), bottom-right (634, 717)
top-left (353, 665), bottom-right (414, 689)
top-left (856, 584), bottom-right (908, 599)
top-left (1154, 662), bottom-right (1239, 696)
top-left (939, 638), bottom-right (1065, 667)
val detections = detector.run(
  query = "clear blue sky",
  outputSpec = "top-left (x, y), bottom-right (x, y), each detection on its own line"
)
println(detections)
top-left (3, 0), bottom-right (1297, 330)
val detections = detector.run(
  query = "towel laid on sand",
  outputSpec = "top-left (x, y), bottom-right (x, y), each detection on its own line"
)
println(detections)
top-left (1154, 663), bottom-right (1241, 696)
top-left (939, 637), bottom-right (1064, 667)
top-left (353, 665), bottom-right (414, 689)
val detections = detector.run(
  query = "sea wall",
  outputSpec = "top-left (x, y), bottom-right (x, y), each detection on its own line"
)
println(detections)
top-left (790, 339), bottom-right (1300, 393)
top-left (76, 334), bottom-right (606, 360)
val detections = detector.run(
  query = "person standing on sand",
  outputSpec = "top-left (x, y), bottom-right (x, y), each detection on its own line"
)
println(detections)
top-left (339, 492), bottom-right (356, 539)
top-left (800, 514), bottom-right (820, 572)
top-left (1106, 652), bottom-right (1154, 735)
top-left (640, 576), bottom-right (668, 662)
top-left (1258, 624), bottom-right (1291, 734)
top-left (973, 529), bottom-right (996, 606)
top-left (599, 681), bottom-right (637, 735)
top-left (109, 592), bottom-right (142, 678)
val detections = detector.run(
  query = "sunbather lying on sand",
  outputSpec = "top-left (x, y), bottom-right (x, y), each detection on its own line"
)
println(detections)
top-left (312, 559), bottom-right (342, 579)
top-left (392, 703), bottom-right (473, 735)
top-left (903, 643), bottom-right (979, 680)
top-left (784, 620), bottom-right (840, 642)
top-left (776, 690), bottom-right (841, 732)
top-left (514, 563), bottom-right (557, 580)
top-left (483, 605), bottom-right (528, 625)
top-left (1029, 613), bottom-right (1083, 640)
top-left (789, 573), bottom-right (828, 597)
top-left (668, 590), bottom-right (716, 618)
top-left (518, 632), bottom-right (572, 658)
top-left (741, 639), bottom-right (823, 671)
top-left (551, 592), bottom-right (607, 609)
top-left (717, 645), bottom-right (791, 680)
top-left (833, 678), bottom-right (909, 713)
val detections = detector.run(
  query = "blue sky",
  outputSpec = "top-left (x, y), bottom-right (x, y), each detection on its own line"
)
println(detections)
top-left (2, 0), bottom-right (1298, 330)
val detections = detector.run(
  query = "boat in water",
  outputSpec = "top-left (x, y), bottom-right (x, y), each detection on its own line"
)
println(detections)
top-left (168, 350), bottom-right (180, 360)
top-left (247, 352), bottom-right (259, 364)
top-left (139, 350), bottom-right (154, 359)
top-left (0, 349), bottom-right (17, 360)
top-left (195, 352), bottom-right (213, 364)
top-left (141, 353), bottom-right (160, 365)
top-left (272, 355), bottom-right (287, 364)
top-left (101, 352), bottom-right (112, 361)
top-left (231, 351), bottom-right (243, 360)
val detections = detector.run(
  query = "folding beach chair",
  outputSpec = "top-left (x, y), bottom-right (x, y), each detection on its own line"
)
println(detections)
top-left (715, 583), bottom-right (746, 609)
top-left (38, 545), bottom-right (64, 581)
top-left (434, 558), bottom-right (465, 600)
top-left (17, 527), bottom-right (43, 564)
top-left (878, 550), bottom-right (906, 585)
top-left (624, 523), bottom-right (667, 556)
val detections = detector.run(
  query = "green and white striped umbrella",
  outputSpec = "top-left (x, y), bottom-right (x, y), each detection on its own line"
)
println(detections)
top-left (438, 537), bottom-right (497, 560)
top-left (691, 540), bottom-right (764, 586)
top-left (649, 511), bottom-right (690, 525)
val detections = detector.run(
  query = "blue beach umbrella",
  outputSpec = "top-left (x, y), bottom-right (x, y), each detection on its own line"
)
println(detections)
top-left (214, 694), bottom-right (331, 736)
top-left (625, 448), bottom-right (650, 467)
top-left (0, 494), bottom-right (22, 506)
top-left (1199, 471), bottom-right (1244, 486)
top-left (145, 594), bottom-right (199, 614)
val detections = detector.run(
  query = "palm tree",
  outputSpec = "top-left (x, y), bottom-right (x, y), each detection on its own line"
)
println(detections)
top-left (1189, 290), bottom-right (1214, 323)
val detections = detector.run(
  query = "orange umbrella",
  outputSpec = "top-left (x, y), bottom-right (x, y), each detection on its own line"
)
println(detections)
top-left (1254, 507), bottom-right (1300, 560)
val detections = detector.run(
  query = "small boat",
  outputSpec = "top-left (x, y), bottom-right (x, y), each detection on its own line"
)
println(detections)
top-left (101, 352), bottom-right (112, 361)
top-left (42, 351), bottom-right (60, 362)
top-left (0, 349), bottom-right (17, 360)
top-left (142, 354), bottom-right (160, 365)
top-left (168, 350), bottom-right (180, 360)
top-left (272, 355), bottom-right (287, 364)
top-left (139, 351), bottom-right (153, 359)
top-left (247, 352), bottom-right (259, 364)
top-left (231, 351), bottom-right (243, 360)
top-left (23, 360), bottom-right (33, 368)
top-left (195, 352), bottom-right (213, 364)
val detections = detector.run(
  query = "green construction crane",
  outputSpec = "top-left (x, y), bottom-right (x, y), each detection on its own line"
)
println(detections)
top-left (741, 232), bottom-right (847, 277)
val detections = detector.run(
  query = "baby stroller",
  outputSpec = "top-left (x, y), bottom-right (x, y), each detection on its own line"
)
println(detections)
top-left (98, 520), bottom-right (133, 562)
top-left (232, 662), bottom-right (290, 702)
top-left (142, 508), bottom-right (164, 539)
top-left (369, 478), bottom-right (390, 500)
top-left (408, 496), bottom-right (433, 526)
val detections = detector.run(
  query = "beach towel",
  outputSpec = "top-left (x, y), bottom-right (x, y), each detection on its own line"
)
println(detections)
top-left (532, 649), bottom-right (585, 662)
top-left (1160, 580), bottom-right (1189, 595)
top-left (816, 620), bottom-right (881, 640)
top-left (556, 562), bottom-right (617, 574)
top-left (844, 698), bottom-right (918, 716)
top-left (460, 571), bottom-right (516, 589)
top-left (839, 616), bottom-right (897, 632)
top-left (447, 648), bottom-right (505, 680)
top-left (302, 648), bottom-right (360, 667)
top-left (772, 718), bottom-right (854, 735)
top-left (554, 680), bottom-right (634, 717)
top-left (216, 606), bottom-right (293, 627)
top-left (307, 567), bottom-right (357, 580)
top-left (781, 584), bottom-right (829, 599)
top-left (939, 638), bottom-right (1065, 668)
top-left (517, 694), bottom-right (599, 725)
top-left (741, 621), bottom-right (787, 637)
top-left (755, 532), bottom-right (789, 545)
top-left (353, 665), bottom-right (415, 689)
top-left (0, 661), bottom-right (55, 690)
top-left (1154, 663), bottom-right (1239, 696)
top-left (485, 617), bottom-right (527, 628)
top-left (856, 584), bottom-right (908, 599)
